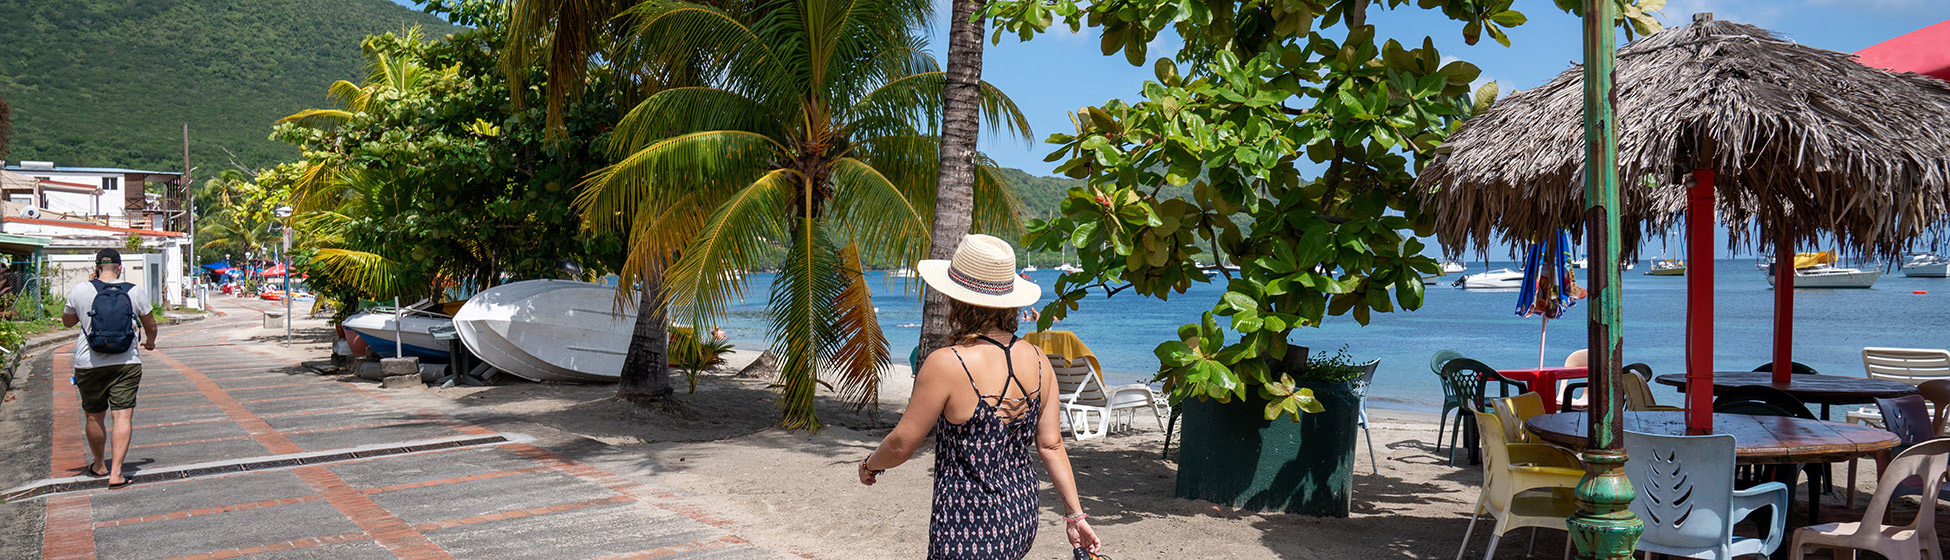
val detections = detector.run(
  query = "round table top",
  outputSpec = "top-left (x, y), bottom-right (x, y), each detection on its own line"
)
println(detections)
top-left (1525, 411), bottom-right (1900, 465)
top-left (1652, 372), bottom-right (1919, 405)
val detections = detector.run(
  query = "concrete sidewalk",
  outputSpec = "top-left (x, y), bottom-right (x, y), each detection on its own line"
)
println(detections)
top-left (1, 299), bottom-right (788, 560)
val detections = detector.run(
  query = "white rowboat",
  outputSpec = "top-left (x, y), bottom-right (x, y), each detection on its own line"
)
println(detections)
top-left (454, 280), bottom-right (638, 383)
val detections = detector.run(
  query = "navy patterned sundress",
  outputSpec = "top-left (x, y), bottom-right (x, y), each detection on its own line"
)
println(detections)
top-left (929, 335), bottom-right (1042, 560)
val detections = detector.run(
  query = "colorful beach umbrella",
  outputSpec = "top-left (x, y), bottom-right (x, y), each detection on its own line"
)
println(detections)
top-left (1515, 231), bottom-right (1586, 368)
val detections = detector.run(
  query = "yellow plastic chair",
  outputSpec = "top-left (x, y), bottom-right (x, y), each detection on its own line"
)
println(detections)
top-left (1492, 393), bottom-right (1549, 445)
top-left (1789, 438), bottom-right (1950, 560)
top-left (1457, 411), bottom-right (1584, 560)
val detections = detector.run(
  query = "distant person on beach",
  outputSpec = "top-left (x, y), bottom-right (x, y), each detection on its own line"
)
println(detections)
top-left (859, 234), bottom-right (1101, 558)
top-left (60, 249), bottom-right (159, 488)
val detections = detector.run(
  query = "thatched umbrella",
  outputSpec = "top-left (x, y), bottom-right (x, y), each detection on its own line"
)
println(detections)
top-left (1419, 14), bottom-right (1950, 430)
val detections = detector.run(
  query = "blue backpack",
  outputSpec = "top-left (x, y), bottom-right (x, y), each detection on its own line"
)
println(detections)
top-left (85, 280), bottom-right (139, 354)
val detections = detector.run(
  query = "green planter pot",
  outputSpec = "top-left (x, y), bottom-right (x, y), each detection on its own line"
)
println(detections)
top-left (1173, 381), bottom-right (1360, 517)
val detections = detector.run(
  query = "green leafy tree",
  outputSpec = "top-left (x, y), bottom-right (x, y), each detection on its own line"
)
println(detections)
top-left (0, 95), bottom-right (11, 161)
top-left (195, 170), bottom-right (287, 263)
top-left (271, 25), bottom-right (625, 315)
top-left (985, 0), bottom-right (1661, 418)
top-left (578, 0), bottom-right (1029, 429)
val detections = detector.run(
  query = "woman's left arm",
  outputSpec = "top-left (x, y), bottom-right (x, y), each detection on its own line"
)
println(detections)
top-left (1035, 356), bottom-right (1099, 552)
top-left (860, 349), bottom-right (954, 484)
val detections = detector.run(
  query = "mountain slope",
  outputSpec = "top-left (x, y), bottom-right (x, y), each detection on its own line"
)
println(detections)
top-left (0, 0), bottom-right (460, 173)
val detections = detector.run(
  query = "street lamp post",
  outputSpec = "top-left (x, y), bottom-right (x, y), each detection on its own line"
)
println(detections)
top-left (275, 206), bottom-right (293, 347)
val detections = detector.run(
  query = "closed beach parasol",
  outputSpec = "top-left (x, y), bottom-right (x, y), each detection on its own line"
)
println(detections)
top-left (1420, 14), bottom-right (1950, 431)
top-left (1516, 232), bottom-right (1586, 369)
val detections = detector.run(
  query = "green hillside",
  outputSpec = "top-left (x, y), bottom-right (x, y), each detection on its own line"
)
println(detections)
top-left (0, 0), bottom-right (461, 173)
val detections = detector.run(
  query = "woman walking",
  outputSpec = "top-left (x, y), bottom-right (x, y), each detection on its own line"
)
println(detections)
top-left (858, 234), bottom-right (1101, 559)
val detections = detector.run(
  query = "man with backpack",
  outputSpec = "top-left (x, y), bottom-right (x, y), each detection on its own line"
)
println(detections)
top-left (60, 248), bottom-right (159, 488)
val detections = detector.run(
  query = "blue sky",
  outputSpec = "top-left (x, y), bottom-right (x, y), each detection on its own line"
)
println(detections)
top-left (392, 0), bottom-right (1950, 175)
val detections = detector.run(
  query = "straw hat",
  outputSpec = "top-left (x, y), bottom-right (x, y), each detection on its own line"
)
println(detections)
top-left (917, 234), bottom-right (1041, 308)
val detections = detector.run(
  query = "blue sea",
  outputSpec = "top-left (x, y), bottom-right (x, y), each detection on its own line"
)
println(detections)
top-left (713, 259), bottom-right (1948, 413)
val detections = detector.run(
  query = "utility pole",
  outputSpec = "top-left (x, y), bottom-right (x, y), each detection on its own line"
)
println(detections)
top-left (1567, 1), bottom-right (1641, 559)
top-left (183, 124), bottom-right (193, 306)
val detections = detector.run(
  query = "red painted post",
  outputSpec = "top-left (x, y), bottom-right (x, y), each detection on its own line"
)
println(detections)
top-left (1772, 229), bottom-right (1794, 384)
top-left (1686, 169), bottom-right (1715, 433)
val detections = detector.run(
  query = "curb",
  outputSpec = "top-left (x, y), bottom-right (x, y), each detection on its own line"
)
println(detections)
top-left (0, 433), bottom-right (513, 503)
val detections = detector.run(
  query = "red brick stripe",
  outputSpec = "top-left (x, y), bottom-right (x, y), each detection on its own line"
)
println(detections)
top-left (42, 494), bottom-right (95, 560)
top-left (407, 495), bottom-right (634, 532)
top-left (360, 466), bottom-right (554, 495)
top-left (292, 466), bottom-right (454, 559)
top-left (93, 495), bottom-right (326, 528)
top-left (149, 350), bottom-right (304, 455)
top-left (48, 346), bottom-right (89, 478)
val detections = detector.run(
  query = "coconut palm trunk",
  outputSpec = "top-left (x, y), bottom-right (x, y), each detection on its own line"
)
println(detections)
top-left (617, 263), bottom-right (674, 403)
top-left (919, 0), bottom-right (990, 361)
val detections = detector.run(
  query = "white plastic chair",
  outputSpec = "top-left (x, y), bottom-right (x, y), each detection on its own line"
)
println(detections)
top-left (1350, 359), bottom-right (1382, 474)
top-left (1624, 430), bottom-right (1789, 560)
top-left (1847, 347), bottom-right (1950, 428)
top-left (1052, 356), bottom-right (1165, 440)
top-left (1789, 438), bottom-right (1950, 560)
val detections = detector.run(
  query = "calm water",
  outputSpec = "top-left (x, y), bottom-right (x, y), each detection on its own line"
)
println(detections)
top-left (714, 260), bottom-right (1948, 413)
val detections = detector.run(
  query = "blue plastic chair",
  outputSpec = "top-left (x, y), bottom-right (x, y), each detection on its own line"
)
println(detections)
top-left (1624, 430), bottom-right (1789, 560)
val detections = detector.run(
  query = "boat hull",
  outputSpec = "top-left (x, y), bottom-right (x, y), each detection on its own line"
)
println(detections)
top-left (1455, 269), bottom-right (1524, 289)
top-left (342, 313), bottom-right (453, 360)
top-left (1902, 262), bottom-right (1950, 278)
top-left (1646, 268), bottom-right (1685, 276)
top-left (1767, 269), bottom-right (1884, 289)
top-left (455, 279), bottom-right (636, 383)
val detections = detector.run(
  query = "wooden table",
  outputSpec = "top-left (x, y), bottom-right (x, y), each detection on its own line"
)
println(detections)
top-left (1497, 367), bottom-right (1587, 413)
top-left (1525, 411), bottom-right (1900, 465)
top-left (1652, 372), bottom-right (1919, 405)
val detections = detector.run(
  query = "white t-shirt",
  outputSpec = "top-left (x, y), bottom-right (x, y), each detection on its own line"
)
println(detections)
top-left (65, 280), bottom-right (152, 369)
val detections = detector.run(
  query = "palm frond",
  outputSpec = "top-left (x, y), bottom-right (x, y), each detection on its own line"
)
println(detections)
top-left (577, 130), bottom-right (786, 233)
top-left (767, 221), bottom-right (849, 430)
top-left (276, 109), bottom-right (355, 128)
top-left (663, 169), bottom-right (796, 334)
top-left (311, 248), bottom-right (409, 300)
top-left (970, 155), bottom-right (1026, 238)
top-left (826, 240), bottom-right (887, 412)
top-left (826, 157), bottom-right (930, 267)
top-left (609, 87), bottom-right (787, 153)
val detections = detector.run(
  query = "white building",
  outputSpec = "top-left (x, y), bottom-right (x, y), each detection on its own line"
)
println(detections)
top-left (1, 161), bottom-right (185, 229)
top-left (0, 161), bottom-right (193, 306)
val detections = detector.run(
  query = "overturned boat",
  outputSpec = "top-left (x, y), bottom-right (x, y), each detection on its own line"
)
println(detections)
top-left (454, 279), bottom-right (636, 383)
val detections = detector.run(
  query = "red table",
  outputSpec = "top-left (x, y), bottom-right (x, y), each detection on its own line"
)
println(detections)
top-left (1497, 367), bottom-right (1588, 413)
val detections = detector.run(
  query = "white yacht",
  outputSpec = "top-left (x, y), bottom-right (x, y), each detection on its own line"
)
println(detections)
top-left (1645, 259), bottom-right (1685, 276)
top-left (1901, 253), bottom-right (1949, 278)
top-left (1769, 263), bottom-right (1883, 289)
top-left (1453, 268), bottom-right (1525, 289)
top-left (1440, 261), bottom-right (1467, 274)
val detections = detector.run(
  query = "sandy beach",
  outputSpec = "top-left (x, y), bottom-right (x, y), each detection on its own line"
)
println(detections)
top-left (404, 341), bottom-right (1943, 559)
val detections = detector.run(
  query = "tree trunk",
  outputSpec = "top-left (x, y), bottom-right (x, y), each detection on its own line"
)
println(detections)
top-left (918, 0), bottom-right (989, 362)
top-left (616, 265), bottom-right (674, 405)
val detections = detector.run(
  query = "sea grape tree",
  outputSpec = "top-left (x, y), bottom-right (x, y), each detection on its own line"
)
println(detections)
top-left (992, 0), bottom-right (1662, 419)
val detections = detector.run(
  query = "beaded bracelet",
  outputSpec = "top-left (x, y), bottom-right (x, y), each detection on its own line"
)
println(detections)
top-left (860, 457), bottom-right (886, 476)
top-left (1062, 512), bottom-right (1088, 522)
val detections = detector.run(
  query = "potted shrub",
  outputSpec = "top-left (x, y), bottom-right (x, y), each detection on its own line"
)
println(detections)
top-left (1163, 343), bottom-right (1370, 516)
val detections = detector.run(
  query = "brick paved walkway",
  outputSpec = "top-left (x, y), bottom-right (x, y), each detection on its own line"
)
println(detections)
top-left (6, 300), bottom-right (783, 560)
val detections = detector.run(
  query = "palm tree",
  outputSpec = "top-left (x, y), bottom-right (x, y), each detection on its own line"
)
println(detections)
top-left (578, 0), bottom-right (1029, 429)
top-left (918, 0), bottom-right (995, 362)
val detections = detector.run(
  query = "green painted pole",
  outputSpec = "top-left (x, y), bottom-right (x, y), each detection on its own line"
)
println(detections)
top-left (1568, 1), bottom-right (1642, 559)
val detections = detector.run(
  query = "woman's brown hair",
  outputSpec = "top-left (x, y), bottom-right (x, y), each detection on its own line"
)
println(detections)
top-left (948, 299), bottom-right (1020, 344)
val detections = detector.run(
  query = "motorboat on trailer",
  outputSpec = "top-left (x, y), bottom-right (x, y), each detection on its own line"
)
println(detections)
top-left (342, 301), bottom-right (455, 361)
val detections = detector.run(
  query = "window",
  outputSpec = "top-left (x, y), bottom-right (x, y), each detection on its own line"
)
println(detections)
top-left (102, 177), bottom-right (119, 191)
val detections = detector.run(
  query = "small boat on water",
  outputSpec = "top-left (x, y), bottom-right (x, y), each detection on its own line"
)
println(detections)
top-left (1021, 265), bottom-right (1038, 273)
top-left (1053, 263), bottom-right (1085, 274)
top-left (1645, 259), bottom-right (1685, 276)
top-left (454, 279), bottom-right (636, 383)
top-left (1901, 253), bottom-right (1949, 278)
top-left (1440, 261), bottom-right (1467, 274)
top-left (889, 268), bottom-right (919, 279)
top-left (1568, 258), bottom-right (1587, 269)
top-left (342, 304), bottom-right (454, 361)
top-left (1453, 268), bottom-right (1525, 289)
top-left (1768, 252), bottom-right (1882, 289)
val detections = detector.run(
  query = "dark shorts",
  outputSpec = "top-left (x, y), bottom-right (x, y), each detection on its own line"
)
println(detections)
top-left (76, 363), bottom-right (143, 413)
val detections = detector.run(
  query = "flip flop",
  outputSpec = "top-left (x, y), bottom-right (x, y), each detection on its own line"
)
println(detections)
top-left (86, 465), bottom-right (109, 478)
top-left (107, 477), bottom-right (133, 488)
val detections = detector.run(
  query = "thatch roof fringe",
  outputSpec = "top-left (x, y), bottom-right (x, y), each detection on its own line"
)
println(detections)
top-left (1419, 17), bottom-right (1950, 261)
